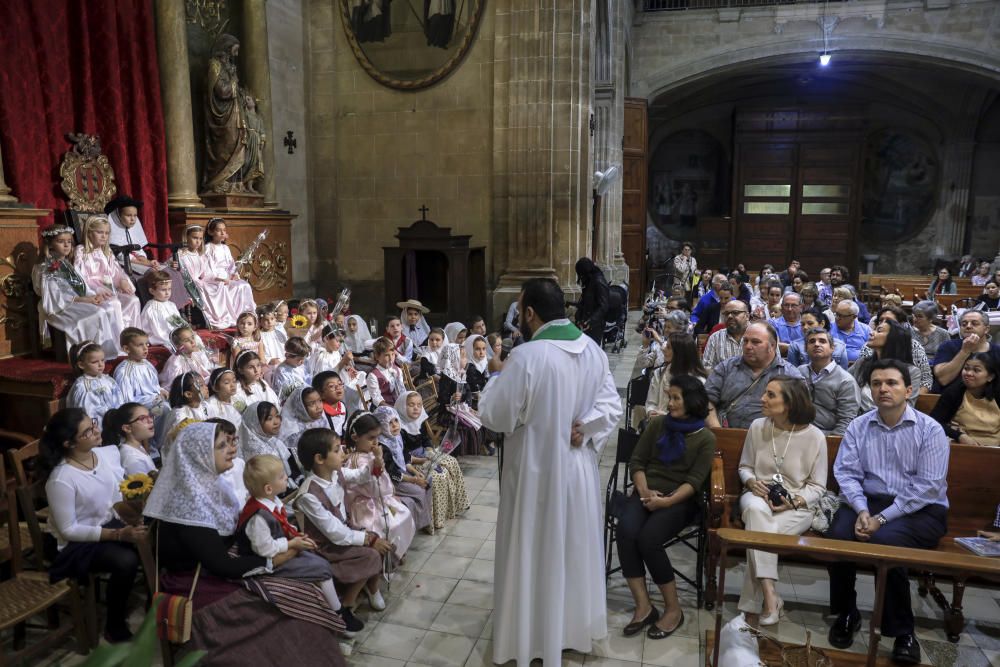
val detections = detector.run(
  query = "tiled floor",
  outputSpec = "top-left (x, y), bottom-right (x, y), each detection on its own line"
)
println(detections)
top-left (29, 315), bottom-right (1000, 666)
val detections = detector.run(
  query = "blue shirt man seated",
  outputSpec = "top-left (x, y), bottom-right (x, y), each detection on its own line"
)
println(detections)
top-left (767, 292), bottom-right (804, 354)
top-left (826, 359), bottom-right (949, 665)
top-left (831, 300), bottom-right (871, 363)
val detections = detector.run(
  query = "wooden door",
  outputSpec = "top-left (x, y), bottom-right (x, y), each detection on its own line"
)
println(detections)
top-left (794, 143), bottom-right (859, 271)
top-left (622, 98), bottom-right (647, 308)
top-left (734, 142), bottom-right (797, 271)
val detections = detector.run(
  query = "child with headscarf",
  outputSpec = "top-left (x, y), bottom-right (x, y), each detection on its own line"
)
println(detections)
top-left (373, 405), bottom-right (435, 531)
top-left (344, 315), bottom-right (372, 356)
top-left (394, 392), bottom-right (470, 527)
top-left (278, 386), bottom-right (327, 461)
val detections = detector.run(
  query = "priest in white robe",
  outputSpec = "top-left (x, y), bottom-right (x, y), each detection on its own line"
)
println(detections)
top-left (479, 277), bottom-right (622, 666)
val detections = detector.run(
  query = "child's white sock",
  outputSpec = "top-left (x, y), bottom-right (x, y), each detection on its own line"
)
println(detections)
top-left (318, 578), bottom-right (342, 612)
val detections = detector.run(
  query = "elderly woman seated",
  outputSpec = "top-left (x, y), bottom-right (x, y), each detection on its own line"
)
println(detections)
top-left (910, 300), bottom-right (952, 359)
top-left (737, 377), bottom-right (827, 627)
top-left (617, 375), bottom-right (715, 640)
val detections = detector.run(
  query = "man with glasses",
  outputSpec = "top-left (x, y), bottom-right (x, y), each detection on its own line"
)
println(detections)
top-left (768, 292), bottom-right (804, 353)
top-left (798, 327), bottom-right (858, 435)
top-left (931, 310), bottom-right (1000, 391)
top-left (831, 301), bottom-right (871, 363)
top-left (817, 267), bottom-right (834, 307)
top-left (702, 300), bottom-right (748, 370)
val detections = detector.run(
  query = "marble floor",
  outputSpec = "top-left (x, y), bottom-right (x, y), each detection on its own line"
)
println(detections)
top-left (30, 314), bottom-right (1000, 666)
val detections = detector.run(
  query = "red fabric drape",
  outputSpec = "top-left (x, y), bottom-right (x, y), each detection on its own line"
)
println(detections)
top-left (0, 0), bottom-right (169, 246)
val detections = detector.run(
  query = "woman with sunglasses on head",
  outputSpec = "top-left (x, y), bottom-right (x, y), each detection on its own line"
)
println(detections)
top-left (42, 408), bottom-right (146, 643)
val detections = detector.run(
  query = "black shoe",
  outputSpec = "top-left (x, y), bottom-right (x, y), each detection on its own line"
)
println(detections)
top-left (647, 611), bottom-right (684, 640)
top-left (828, 609), bottom-right (862, 649)
top-left (623, 606), bottom-right (659, 637)
top-left (339, 607), bottom-right (365, 638)
top-left (891, 634), bottom-right (921, 665)
top-left (103, 625), bottom-right (133, 644)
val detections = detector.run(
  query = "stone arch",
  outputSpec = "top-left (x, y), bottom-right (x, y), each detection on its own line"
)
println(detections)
top-left (635, 36), bottom-right (1000, 101)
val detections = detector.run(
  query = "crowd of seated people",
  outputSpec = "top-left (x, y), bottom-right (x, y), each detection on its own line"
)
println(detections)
top-left (626, 250), bottom-right (1000, 663)
top-left (27, 204), bottom-right (574, 660)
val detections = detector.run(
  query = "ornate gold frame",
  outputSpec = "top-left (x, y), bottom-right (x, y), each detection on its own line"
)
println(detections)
top-left (339, 0), bottom-right (485, 91)
top-left (59, 133), bottom-right (117, 213)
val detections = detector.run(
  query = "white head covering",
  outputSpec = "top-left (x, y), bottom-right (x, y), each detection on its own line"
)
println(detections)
top-left (144, 421), bottom-right (242, 535)
top-left (344, 315), bottom-right (371, 354)
top-left (437, 342), bottom-right (465, 382)
top-left (238, 400), bottom-right (288, 461)
top-left (463, 334), bottom-right (489, 374)
top-left (108, 209), bottom-right (151, 273)
top-left (394, 390), bottom-right (428, 436)
top-left (278, 385), bottom-right (326, 449)
top-left (400, 308), bottom-right (431, 345)
top-left (443, 322), bottom-right (466, 344)
top-left (374, 405), bottom-right (407, 472)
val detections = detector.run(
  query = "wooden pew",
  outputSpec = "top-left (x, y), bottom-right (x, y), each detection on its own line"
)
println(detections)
top-left (710, 528), bottom-right (1000, 667)
top-left (706, 428), bottom-right (1000, 641)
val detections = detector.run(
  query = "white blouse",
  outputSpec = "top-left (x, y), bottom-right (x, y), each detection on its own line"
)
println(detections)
top-left (46, 446), bottom-right (124, 549)
top-left (118, 443), bottom-right (156, 476)
top-left (233, 380), bottom-right (280, 414)
top-left (294, 473), bottom-right (369, 546)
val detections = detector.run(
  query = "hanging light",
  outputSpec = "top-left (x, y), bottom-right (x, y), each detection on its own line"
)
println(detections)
top-left (819, 53), bottom-right (832, 67)
top-left (818, 0), bottom-right (832, 67)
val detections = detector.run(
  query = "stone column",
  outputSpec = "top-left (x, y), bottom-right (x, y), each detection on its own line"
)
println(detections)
top-left (491, 1), bottom-right (594, 317)
top-left (243, 0), bottom-right (278, 208)
top-left (931, 138), bottom-right (975, 260)
top-left (0, 140), bottom-right (17, 204)
top-left (154, 0), bottom-right (203, 208)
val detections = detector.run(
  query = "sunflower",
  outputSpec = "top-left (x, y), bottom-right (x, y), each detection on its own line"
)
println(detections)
top-left (120, 473), bottom-right (155, 500)
top-left (289, 314), bottom-right (309, 329)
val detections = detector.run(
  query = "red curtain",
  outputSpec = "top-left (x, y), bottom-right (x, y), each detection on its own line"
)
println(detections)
top-left (0, 0), bottom-right (169, 245)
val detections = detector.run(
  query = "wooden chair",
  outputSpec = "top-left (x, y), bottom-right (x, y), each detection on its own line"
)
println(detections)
top-left (0, 453), bottom-right (90, 662)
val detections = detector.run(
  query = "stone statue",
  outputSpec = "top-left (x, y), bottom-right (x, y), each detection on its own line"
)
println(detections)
top-left (203, 34), bottom-right (265, 194)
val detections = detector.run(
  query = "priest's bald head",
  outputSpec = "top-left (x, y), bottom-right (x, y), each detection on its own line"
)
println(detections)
top-left (518, 278), bottom-right (565, 341)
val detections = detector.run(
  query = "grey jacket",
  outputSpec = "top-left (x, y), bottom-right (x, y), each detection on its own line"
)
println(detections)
top-left (798, 362), bottom-right (860, 435)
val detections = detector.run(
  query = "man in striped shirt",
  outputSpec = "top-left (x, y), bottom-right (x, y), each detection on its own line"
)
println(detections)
top-left (826, 359), bottom-right (949, 665)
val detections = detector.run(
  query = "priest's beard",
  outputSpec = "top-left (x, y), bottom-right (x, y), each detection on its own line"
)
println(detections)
top-left (519, 320), bottom-right (534, 341)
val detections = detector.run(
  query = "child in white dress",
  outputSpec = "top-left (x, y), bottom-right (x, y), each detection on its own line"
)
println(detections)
top-left (140, 269), bottom-right (199, 350)
top-left (203, 218), bottom-right (256, 327)
top-left (66, 342), bottom-right (124, 425)
top-left (308, 324), bottom-right (350, 377)
top-left (114, 328), bottom-right (169, 449)
top-left (158, 325), bottom-right (215, 389)
top-left (206, 368), bottom-right (243, 428)
top-left (271, 300), bottom-right (290, 345)
top-left (271, 337), bottom-right (311, 404)
top-left (102, 403), bottom-right (157, 476)
top-left (230, 311), bottom-right (265, 367)
top-left (257, 304), bottom-right (285, 377)
top-left (73, 214), bottom-right (141, 329)
top-left (161, 372), bottom-right (212, 455)
top-left (33, 225), bottom-right (119, 359)
top-left (232, 350), bottom-right (280, 413)
top-left (178, 222), bottom-right (253, 329)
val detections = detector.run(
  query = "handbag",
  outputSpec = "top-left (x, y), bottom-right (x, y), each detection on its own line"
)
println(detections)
top-left (152, 524), bottom-right (202, 643)
top-left (810, 491), bottom-right (842, 534)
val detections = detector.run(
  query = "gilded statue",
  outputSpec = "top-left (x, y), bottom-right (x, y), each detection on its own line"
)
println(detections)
top-left (203, 34), bottom-right (265, 194)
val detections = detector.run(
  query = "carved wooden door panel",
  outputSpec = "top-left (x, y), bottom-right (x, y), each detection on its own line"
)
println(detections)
top-left (622, 98), bottom-right (647, 308)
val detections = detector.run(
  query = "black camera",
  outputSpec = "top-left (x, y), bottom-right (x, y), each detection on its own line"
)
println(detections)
top-left (767, 482), bottom-right (791, 506)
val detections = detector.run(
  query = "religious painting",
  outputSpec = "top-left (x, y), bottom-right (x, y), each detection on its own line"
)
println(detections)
top-left (339, 0), bottom-right (485, 90)
top-left (647, 129), bottom-right (726, 238)
top-left (861, 129), bottom-right (939, 244)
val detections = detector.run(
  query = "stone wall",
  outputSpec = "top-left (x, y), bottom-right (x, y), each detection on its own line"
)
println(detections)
top-left (267, 0), bottom-right (312, 293)
top-left (631, 0), bottom-right (1000, 273)
top-left (305, 0), bottom-right (496, 310)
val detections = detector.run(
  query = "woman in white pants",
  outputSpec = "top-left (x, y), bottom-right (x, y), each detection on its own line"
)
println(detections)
top-left (738, 376), bottom-right (827, 626)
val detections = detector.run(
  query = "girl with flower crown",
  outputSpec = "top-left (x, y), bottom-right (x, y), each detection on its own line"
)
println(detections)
top-left (178, 222), bottom-right (255, 329)
top-left (33, 225), bottom-right (120, 358)
top-left (74, 214), bottom-right (142, 329)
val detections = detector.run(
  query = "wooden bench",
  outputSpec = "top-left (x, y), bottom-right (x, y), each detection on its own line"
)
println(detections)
top-left (706, 427), bottom-right (1000, 641)
top-left (709, 528), bottom-right (1000, 667)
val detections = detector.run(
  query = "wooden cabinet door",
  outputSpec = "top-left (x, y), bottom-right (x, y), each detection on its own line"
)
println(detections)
top-left (622, 98), bottom-right (647, 308)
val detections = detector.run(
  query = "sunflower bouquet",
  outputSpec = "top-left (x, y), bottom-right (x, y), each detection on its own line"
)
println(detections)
top-left (286, 308), bottom-right (311, 338)
top-left (117, 473), bottom-right (156, 526)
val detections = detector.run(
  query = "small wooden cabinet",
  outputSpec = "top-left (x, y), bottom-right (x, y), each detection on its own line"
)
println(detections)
top-left (0, 207), bottom-right (46, 359)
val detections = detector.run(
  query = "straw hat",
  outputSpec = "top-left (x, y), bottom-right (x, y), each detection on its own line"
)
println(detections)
top-left (396, 299), bottom-right (430, 314)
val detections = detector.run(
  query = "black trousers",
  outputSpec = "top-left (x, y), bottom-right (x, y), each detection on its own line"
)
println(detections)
top-left (827, 494), bottom-right (947, 637)
top-left (616, 492), bottom-right (697, 585)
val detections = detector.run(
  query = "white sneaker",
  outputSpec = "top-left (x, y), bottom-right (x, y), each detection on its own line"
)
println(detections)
top-left (366, 588), bottom-right (387, 611)
top-left (339, 640), bottom-right (353, 656)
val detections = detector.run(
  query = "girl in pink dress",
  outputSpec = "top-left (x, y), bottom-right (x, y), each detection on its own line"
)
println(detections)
top-left (204, 218), bottom-right (256, 328)
top-left (73, 214), bottom-right (141, 329)
top-left (342, 412), bottom-right (415, 559)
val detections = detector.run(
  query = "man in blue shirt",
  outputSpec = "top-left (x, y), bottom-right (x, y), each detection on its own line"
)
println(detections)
top-left (826, 359), bottom-right (949, 665)
top-left (830, 300), bottom-right (871, 363)
top-left (768, 292), bottom-right (803, 353)
top-left (690, 274), bottom-right (730, 335)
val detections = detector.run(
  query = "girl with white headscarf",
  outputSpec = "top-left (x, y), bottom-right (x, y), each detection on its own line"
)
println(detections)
top-left (344, 315), bottom-right (371, 355)
top-left (443, 322), bottom-right (467, 345)
top-left (373, 405), bottom-right (434, 531)
top-left (395, 391), bottom-right (469, 527)
top-left (240, 401), bottom-right (302, 492)
top-left (463, 334), bottom-right (491, 406)
top-left (144, 420), bottom-right (347, 664)
top-left (278, 386), bottom-right (327, 463)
